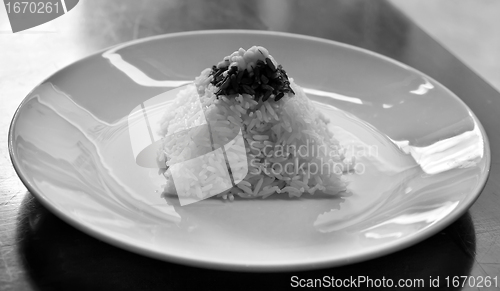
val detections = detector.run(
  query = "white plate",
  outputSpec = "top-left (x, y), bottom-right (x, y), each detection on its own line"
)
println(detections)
top-left (9, 30), bottom-right (490, 271)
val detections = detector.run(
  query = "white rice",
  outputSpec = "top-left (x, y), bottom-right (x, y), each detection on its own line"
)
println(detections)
top-left (158, 67), bottom-right (348, 201)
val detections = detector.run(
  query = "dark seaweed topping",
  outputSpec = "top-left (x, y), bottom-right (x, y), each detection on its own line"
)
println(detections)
top-left (262, 90), bottom-right (272, 102)
top-left (275, 92), bottom-right (285, 101)
top-left (209, 58), bottom-right (294, 102)
top-left (265, 57), bottom-right (275, 71)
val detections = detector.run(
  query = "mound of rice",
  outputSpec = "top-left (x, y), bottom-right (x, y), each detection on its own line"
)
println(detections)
top-left (158, 46), bottom-right (348, 203)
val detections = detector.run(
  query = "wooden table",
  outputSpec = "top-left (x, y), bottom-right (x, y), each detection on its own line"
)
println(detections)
top-left (1, 1), bottom-right (499, 290)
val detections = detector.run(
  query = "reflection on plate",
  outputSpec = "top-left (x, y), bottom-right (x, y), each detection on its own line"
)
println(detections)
top-left (9, 30), bottom-right (490, 271)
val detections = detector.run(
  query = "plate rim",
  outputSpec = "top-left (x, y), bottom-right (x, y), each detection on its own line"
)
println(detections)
top-left (8, 29), bottom-right (492, 272)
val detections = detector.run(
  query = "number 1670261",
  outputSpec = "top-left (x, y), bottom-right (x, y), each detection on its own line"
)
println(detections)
top-left (5, 1), bottom-right (60, 14)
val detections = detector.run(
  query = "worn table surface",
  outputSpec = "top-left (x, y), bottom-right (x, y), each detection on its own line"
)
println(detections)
top-left (1, 1), bottom-right (499, 290)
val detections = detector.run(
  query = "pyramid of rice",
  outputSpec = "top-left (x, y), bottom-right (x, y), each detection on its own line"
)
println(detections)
top-left (158, 46), bottom-right (348, 204)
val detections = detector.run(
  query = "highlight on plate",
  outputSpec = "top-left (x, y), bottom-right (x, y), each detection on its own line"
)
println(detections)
top-left (132, 46), bottom-right (356, 205)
